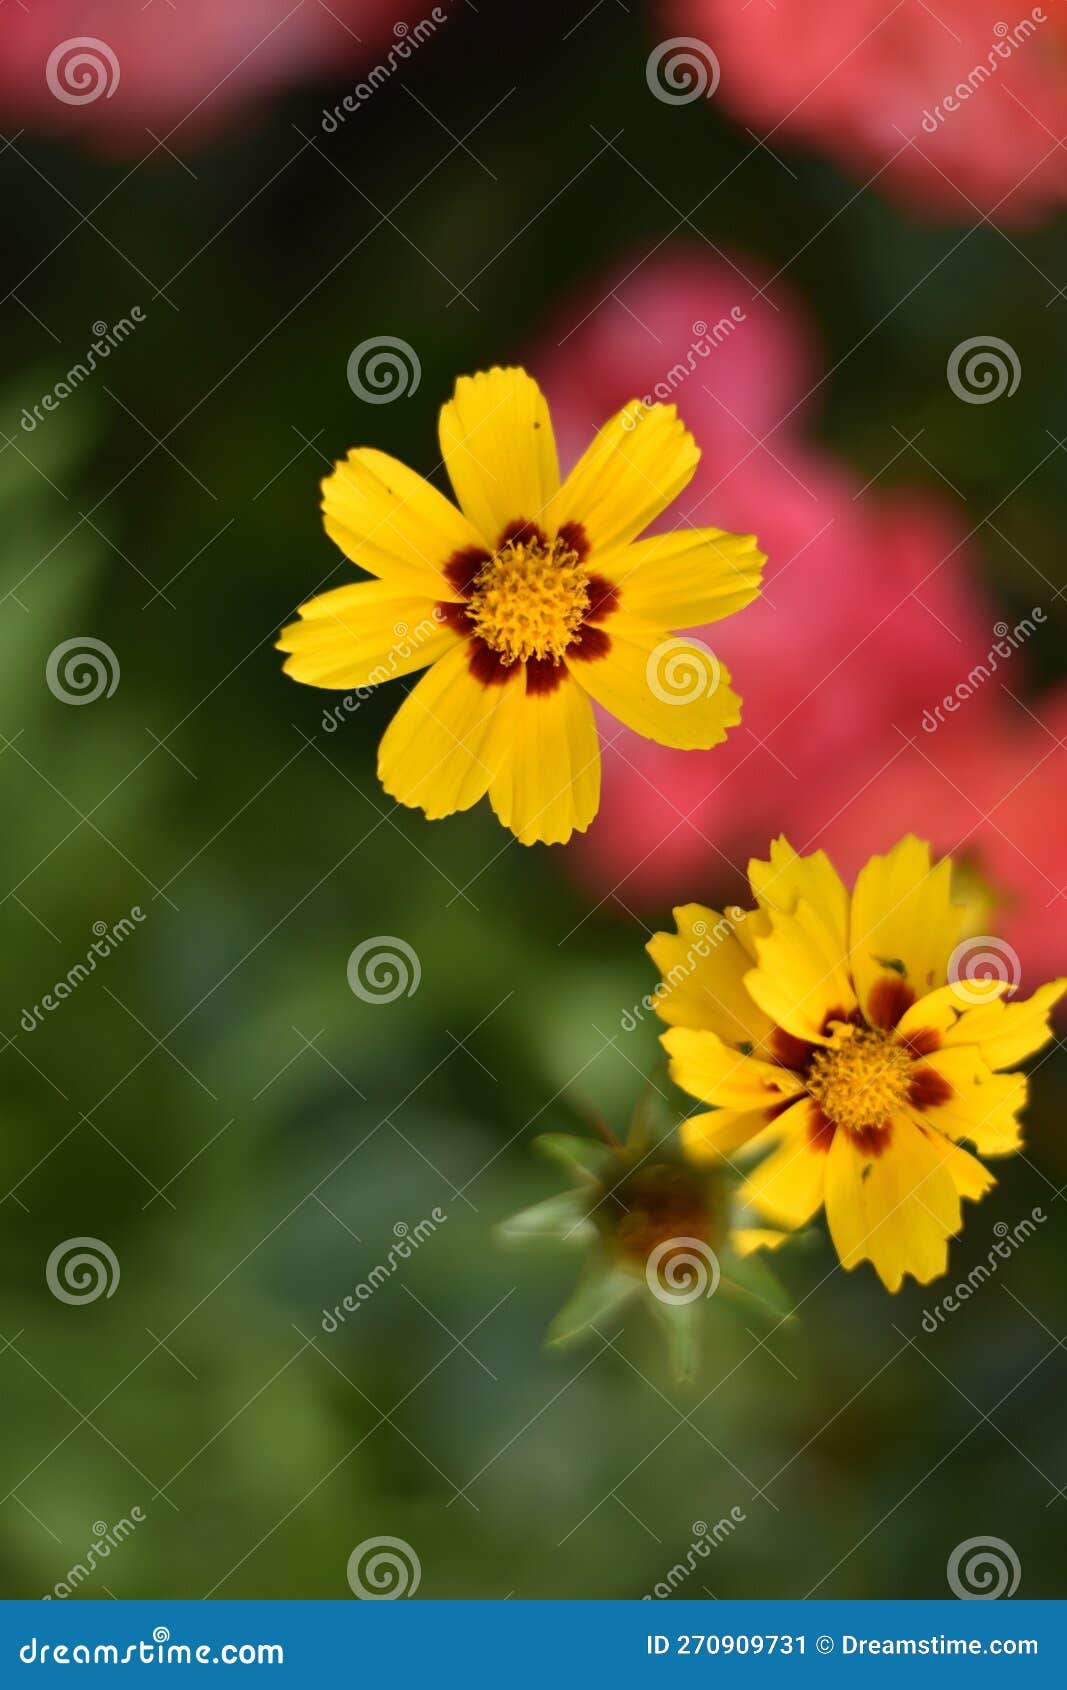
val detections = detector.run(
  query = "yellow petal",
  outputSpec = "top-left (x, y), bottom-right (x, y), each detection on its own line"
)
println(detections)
top-left (322, 448), bottom-right (483, 597)
top-left (849, 836), bottom-right (965, 1026)
top-left (680, 1107), bottom-right (780, 1163)
top-left (646, 904), bottom-right (774, 1047)
top-left (598, 527), bottom-right (765, 627)
top-left (439, 367), bottom-right (560, 546)
top-left (548, 400), bottom-right (699, 554)
top-left (928, 1133), bottom-right (997, 1202)
top-left (741, 1097), bottom-right (827, 1228)
top-left (745, 898), bottom-right (858, 1044)
top-left (748, 837), bottom-right (850, 954)
top-left (914, 1048), bottom-right (1028, 1156)
top-left (896, 980), bottom-right (1009, 1042)
top-left (664, 1026), bottom-right (805, 1110)
top-left (377, 642), bottom-right (521, 820)
top-left (823, 1117), bottom-right (960, 1292)
top-left (567, 616), bottom-right (740, 749)
top-left (277, 584), bottom-right (458, 690)
top-left (942, 978), bottom-right (1067, 1071)
top-left (487, 671), bottom-right (600, 846)
top-left (732, 1227), bottom-right (790, 1256)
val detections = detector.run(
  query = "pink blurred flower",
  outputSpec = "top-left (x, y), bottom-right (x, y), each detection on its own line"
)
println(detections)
top-left (0, 0), bottom-right (413, 152)
top-left (536, 250), bottom-right (1065, 982)
top-left (664, 0), bottom-right (1067, 224)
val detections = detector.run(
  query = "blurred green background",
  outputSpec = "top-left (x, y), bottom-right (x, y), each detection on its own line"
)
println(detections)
top-left (2, 0), bottom-right (1066, 1602)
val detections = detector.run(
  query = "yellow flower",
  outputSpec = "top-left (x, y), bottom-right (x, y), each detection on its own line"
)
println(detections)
top-left (277, 367), bottom-right (764, 845)
top-left (647, 836), bottom-right (1066, 1293)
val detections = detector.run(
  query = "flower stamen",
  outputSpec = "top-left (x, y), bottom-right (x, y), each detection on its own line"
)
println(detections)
top-left (806, 1026), bottom-right (913, 1134)
top-left (467, 537), bottom-right (590, 666)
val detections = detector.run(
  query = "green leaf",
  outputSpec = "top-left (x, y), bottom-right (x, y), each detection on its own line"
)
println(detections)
top-left (533, 1132), bottom-right (615, 1184)
top-left (649, 1297), bottom-right (702, 1383)
top-left (719, 1248), bottom-right (796, 1325)
top-left (548, 1265), bottom-right (639, 1348)
top-left (498, 1190), bottom-right (596, 1246)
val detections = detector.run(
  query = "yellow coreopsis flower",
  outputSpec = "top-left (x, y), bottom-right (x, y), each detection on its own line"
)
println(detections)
top-left (278, 367), bottom-right (764, 845)
top-left (648, 836), bottom-right (1066, 1293)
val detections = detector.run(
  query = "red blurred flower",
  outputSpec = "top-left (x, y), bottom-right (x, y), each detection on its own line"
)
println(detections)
top-left (0, 0), bottom-right (413, 152)
top-left (664, 0), bottom-right (1067, 224)
top-left (536, 250), bottom-right (1065, 982)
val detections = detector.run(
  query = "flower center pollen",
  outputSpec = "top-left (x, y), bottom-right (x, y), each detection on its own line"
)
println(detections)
top-left (467, 538), bottom-right (589, 665)
top-left (806, 1027), bottom-right (912, 1134)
